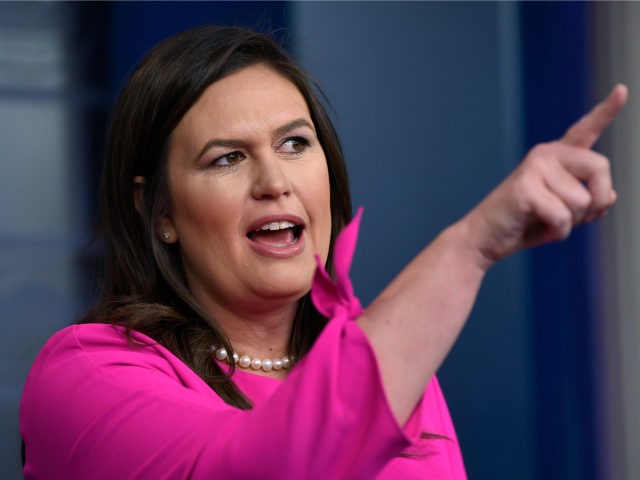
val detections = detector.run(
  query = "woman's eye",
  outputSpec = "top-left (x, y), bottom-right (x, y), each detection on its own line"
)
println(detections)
top-left (279, 137), bottom-right (309, 154)
top-left (212, 151), bottom-right (244, 167)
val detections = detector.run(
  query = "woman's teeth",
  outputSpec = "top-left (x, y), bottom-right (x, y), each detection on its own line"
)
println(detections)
top-left (257, 221), bottom-right (296, 231)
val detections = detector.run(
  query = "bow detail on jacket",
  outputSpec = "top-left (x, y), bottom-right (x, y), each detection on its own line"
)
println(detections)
top-left (311, 207), bottom-right (364, 319)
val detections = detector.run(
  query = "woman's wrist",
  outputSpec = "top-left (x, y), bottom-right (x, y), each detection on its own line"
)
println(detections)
top-left (438, 216), bottom-right (495, 278)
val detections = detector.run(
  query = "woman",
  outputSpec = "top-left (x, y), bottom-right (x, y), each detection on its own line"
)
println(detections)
top-left (20, 25), bottom-right (627, 479)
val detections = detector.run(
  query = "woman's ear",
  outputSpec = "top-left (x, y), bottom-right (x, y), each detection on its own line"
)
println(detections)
top-left (134, 176), bottom-right (177, 244)
top-left (133, 176), bottom-right (146, 214)
top-left (158, 215), bottom-right (178, 244)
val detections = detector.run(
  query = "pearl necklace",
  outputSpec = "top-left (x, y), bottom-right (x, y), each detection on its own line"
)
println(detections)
top-left (213, 347), bottom-right (292, 372)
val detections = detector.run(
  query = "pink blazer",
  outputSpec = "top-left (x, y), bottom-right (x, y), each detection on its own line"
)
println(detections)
top-left (20, 208), bottom-right (466, 479)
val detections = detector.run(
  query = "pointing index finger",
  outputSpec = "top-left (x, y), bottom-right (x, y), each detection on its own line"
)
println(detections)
top-left (561, 83), bottom-right (628, 149)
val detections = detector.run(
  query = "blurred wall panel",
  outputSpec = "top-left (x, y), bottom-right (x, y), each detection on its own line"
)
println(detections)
top-left (594, 3), bottom-right (640, 480)
top-left (291, 3), bottom-right (534, 479)
top-left (519, 3), bottom-right (600, 479)
top-left (0, 3), bottom-right (87, 476)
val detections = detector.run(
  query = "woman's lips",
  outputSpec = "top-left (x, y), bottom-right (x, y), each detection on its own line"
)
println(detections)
top-left (245, 216), bottom-right (306, 258)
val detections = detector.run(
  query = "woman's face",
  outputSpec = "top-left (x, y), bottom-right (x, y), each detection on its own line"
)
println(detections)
top-left (162, 64), bottom-right (332, 318)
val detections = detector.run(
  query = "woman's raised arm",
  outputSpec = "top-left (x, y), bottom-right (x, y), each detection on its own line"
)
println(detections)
top-left (357, 84), bottom-right (629, 424)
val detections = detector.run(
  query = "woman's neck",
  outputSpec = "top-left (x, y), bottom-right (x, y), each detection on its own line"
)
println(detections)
top-left (205, 300), bottom-right (297, 378)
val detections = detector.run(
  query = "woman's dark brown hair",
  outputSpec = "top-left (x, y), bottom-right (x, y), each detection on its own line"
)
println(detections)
top-left (80, 25), bottom-right (352, 408)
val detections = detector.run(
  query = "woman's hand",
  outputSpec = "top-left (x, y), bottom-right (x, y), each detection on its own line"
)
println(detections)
top-left (463, 84), bottom-right (628, 271)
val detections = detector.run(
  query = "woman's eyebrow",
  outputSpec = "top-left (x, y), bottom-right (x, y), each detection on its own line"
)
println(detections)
top-left (196, 138), bottom-right (245, 160)
top-left (273, 118), bottom-right (315, 138)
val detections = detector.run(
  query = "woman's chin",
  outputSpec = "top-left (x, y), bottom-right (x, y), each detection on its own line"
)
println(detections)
top-left (257, 281), bottom-right (310, 304)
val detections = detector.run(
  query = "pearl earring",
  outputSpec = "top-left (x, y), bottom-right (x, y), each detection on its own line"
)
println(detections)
top-left (162, 232), bottom-right (170, 241)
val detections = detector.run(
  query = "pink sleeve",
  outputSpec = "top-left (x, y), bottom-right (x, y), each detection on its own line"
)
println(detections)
top-left (20, 208), bottom-right (424, 479)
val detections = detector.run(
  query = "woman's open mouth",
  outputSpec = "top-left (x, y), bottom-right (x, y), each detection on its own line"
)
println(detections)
top-left (245, 217), bottom-right (306, 258)
top-left (247, 221), bottom-right (303, 247)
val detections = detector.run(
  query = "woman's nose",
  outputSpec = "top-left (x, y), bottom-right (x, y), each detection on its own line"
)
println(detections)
top-left (250, 157), bottom-right (292, 200)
